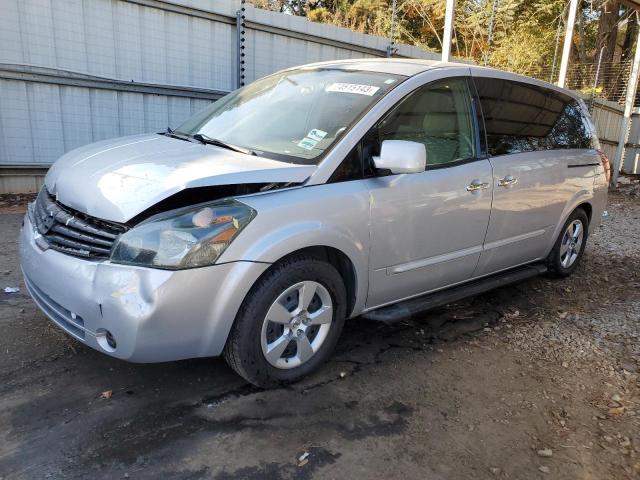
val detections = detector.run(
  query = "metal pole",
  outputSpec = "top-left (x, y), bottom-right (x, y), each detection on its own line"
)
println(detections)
top-left (590, 47), bottom-right (604, 113)
top-left (236, 1), bottom-right (246, 89)
top-left (550, 16), bottom-right (563, 82)
top-left (442, 0), bottom-right (456, 62)
top-left (557, 0), bottom-right (579, 88)
top-left (612, 20), bottom-right (640, 186)
top-left (387, 0), bottom-right (398, 57)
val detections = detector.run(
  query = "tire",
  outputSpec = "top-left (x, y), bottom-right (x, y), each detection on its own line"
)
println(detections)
top-left (223, 253), bottom-right (347, 388)
top-left (545, 208), bottom-right (589, 278)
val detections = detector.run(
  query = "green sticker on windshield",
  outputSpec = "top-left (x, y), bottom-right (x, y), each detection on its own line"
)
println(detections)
top-left (297, 137), bottom-right (318, 151)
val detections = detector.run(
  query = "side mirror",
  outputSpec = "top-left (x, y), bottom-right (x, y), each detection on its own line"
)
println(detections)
top-left (372, 140), bottom-right (426, 174)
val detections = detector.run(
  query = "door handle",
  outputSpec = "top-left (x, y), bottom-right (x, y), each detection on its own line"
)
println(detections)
top-left (466, 180), bottom-right (490, 192)
top-left (498, 175), bottom-right (518, 187)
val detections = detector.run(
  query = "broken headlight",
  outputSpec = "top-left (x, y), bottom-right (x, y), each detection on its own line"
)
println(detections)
top-left (110, 199), bottom-right (256, 269)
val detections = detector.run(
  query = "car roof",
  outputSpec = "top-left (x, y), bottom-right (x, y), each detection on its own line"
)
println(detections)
top-left (299, 58), bottom-right (459, 76)
top-left (298, 58), bottom-right (579, 100)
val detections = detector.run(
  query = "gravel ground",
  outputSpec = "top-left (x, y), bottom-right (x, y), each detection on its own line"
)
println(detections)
top-left (0, 185), bottom-right (638, 479)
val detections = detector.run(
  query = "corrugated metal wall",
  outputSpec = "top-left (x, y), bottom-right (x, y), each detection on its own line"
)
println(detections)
top-left (0, 0), bottom-right (437, 192)
top-left (622, 110), bottom-right (640, 174)
top-left (589, 97), bottom-right (625, 161)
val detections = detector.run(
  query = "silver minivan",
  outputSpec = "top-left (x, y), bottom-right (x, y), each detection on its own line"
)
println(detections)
top-left (20, 59), bottom-right (609, 387)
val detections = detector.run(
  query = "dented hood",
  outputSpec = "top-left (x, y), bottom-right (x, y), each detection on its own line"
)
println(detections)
top-left (45, 134), bottom-right (315, 223)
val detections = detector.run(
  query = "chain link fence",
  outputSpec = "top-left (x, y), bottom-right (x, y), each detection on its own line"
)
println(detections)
top-left (508, 60), bottom-right (634, 106)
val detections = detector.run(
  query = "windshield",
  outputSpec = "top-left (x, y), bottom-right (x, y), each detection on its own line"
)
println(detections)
top-left (174, 68), bottom-right (405, 164)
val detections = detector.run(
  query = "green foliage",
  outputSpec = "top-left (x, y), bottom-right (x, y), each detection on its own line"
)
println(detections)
top-left (248, 0), bottom-right (610, 72)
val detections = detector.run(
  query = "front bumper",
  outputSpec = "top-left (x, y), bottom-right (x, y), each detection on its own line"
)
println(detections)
top-left (19, 213), bottom-right (270, 362)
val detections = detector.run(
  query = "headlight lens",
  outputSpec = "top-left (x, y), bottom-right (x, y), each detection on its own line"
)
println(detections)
top-left (111, 199), bottom-right (255, 269)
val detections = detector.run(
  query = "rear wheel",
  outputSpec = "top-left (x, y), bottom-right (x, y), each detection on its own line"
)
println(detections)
top-left (545, 208), bottom-right (589, 277)
top-left (224, 254), bottom-right (347, 388)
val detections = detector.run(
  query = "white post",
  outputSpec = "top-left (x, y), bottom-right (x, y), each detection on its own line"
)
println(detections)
top-left (557, 0), bottom-right (579, 88)
top-left (612, 24), bottom-right (640, 185)
top-left (441, 0), bottom-right (456, 62)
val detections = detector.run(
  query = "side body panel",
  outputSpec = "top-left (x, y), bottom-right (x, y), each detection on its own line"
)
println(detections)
top-left (545, 150), bottom-right (606, 247)
top-left (583, 100), bottom-right (609, 234)
top-left (589, 159), bottom-right (609, 233)
top-left (366, 160), bottom-right (493, 308)
top-left (471, 71), bottom-right (604, 276)
top-left (475, 150), bottom-right (599, 276)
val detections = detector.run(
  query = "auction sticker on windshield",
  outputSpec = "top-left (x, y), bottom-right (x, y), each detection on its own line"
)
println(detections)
top-left (326, 83), bottom-right (380, 96)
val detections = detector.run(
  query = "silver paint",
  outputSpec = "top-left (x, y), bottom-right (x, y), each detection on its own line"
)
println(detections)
top-left (21, 60), bottom-right (608, 363)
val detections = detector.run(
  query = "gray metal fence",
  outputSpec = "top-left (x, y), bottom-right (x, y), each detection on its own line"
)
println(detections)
top-left (589, 97), bottom-right (625, 161)
top-left (0, 0), bottom-right (630, 193)
top-left (622, 110), bottom-right (640, 174)
top-left (0, 0), bottom-right (437, 193)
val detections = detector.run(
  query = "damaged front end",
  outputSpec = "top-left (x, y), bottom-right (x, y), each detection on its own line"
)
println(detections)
top-left (111, 194), bottom-right (261, 270)
top-left (43, 133), bottom-right (316, 224)
top-left (29, 188), bottom-right (127, 259)
top-left (30, 181), bottom-right (300, 264)
top-left (22, 179), bottom-right (287, 359)
top-left (127, 182), bottom-right (298, 225)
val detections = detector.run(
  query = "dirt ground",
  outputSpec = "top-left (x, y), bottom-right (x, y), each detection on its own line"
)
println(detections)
top-left (0, 186), bottom-right (639, 480)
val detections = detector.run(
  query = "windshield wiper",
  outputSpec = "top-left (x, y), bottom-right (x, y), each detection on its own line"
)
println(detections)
top-left (160, 128), bottom-right (195, 143)
top-left (192, 133), bottom-right (256, 156)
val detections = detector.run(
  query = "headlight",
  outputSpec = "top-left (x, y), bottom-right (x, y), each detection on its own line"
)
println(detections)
top-left (111, 199), bottom-right (256, 269)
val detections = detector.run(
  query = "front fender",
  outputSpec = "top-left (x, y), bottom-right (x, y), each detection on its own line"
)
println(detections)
top-left (241, 221), bottom-right (368, 317)
top-left (219, 184), bottom-right (372, 317)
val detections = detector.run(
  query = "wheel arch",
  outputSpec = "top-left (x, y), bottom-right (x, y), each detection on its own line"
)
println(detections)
top-left (546, 198), bottom-right (593, 259)
top-left (549, 192), bottom-right (593, 247)
top-left (544, 202), bottom-right (591, 277)
top-left (267, 246), bottom-right (359, 318)
top-left (221, 220), bottom-right (369, 317)
top-left (576, 202), bottom-right (592, 224)
top-left (200, 242), bottom-right (363, 359)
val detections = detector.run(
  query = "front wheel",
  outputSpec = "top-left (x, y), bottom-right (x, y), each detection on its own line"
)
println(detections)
top-left (223, 254), bottom-right (347, 388)
top-left (545, 208), bottom-right (589, 277)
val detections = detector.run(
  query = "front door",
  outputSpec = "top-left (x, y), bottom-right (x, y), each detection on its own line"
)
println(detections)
top-left (366, 77), bottom-right (493, 308)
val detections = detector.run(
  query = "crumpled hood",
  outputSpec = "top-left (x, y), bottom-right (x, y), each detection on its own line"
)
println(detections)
top-left (45, 134), bottom-right (315, 223)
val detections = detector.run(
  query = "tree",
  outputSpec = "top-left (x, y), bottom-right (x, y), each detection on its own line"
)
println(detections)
top-left (247, 0), bottom-right (635, 101)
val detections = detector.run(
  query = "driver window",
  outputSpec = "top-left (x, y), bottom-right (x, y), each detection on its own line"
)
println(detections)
top-left (376, 78), bottom-right (476, 166)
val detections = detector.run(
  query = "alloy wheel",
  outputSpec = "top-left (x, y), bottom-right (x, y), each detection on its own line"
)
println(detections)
top-left (560, 219), bottom-right (584, 268)
top-left (260, 281), bottom-right (333, 369)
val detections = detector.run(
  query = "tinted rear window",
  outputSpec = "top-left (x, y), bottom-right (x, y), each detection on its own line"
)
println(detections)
top-left (473, 77), bottom-right (593, 156)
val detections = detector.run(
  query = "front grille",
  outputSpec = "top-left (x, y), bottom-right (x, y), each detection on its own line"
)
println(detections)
top-left (29, 188), bottom-right (127, 259)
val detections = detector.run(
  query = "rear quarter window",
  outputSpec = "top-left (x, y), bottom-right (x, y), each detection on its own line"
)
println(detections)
top-left (473, 77), bottom-right (593, 156)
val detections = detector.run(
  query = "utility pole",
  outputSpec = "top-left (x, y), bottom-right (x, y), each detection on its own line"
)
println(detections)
top-left (442, 0), bottom-right (456, 62)
top-left (557, 0), bottom-right (579, 88)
